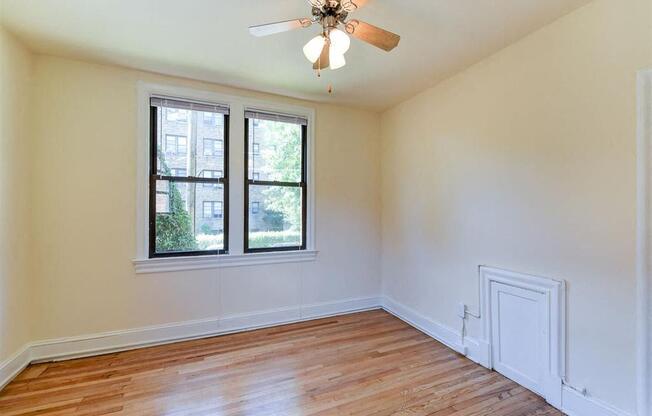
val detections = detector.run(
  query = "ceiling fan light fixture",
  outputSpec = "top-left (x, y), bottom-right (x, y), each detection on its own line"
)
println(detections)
top-left (329, 49), bottom-right (346, 70)
top-left (303, 35), bottom-right (326, 63)
top-left (329, 28), bottom-right (350, 55)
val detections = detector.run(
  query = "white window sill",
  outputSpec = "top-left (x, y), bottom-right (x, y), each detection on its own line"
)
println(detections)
top-left (133, 250), bottom-right (318, 274)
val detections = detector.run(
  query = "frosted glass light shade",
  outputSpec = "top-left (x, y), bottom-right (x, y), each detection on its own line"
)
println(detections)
top-left (329, 28), bottom-right (350, 55)
top-left (329, 50), bottom-right (346, 70)
top-left (303, 35), bottom-right (326, 63)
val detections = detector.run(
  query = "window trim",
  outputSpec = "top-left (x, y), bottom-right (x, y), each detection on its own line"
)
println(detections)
top-left (244, 118), bottom-right (307, 253)
top-left (135, 82), bottom-right (316, 272)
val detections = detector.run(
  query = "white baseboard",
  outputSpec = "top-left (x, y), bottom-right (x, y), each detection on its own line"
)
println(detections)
top-left (562, 385), bottom-right (635, 416)
top-left (0, 296), bottom-right (381, 389)
top-left (380, 296), bottom-right (636, 416)
top-left (0, 345), bottom-right (31, 391)
top-left (380, 296), bottom-right (489, 366)
top-left (0, 295), bottom-right (637, 416)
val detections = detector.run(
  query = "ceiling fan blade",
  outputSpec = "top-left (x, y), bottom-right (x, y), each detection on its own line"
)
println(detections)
top-left (341, 0), bottom-right (369, 11)
top-left (313, 43), bottom-right (330, 70)
top-left (344, 20), bottom-right (400, 51)
top-left (306, 0), bottom-right (325, 8)
top-left (249, 18), bottom-right (312, 37)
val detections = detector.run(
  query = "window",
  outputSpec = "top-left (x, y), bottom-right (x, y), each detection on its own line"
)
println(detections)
top-left (203, 201), bottom-right (223, 219)
top-left (203, 138), bottom-right (224, 156)
top-left (149, 96), bottom-right (229, 258)
top-left (166, 108), bottom-right (188, 122)
top-left (136, 84), bottom-right (317, 272)
top-left (156, 182), bottom-right (171, 214)
top-left (170, 168), bottom-right (187, 177)
top-left (202, 169), bottom-right (223, 188)
top-left (245, 110), bottom-right (307, 252)
top-left (203, 111), bottom-right (217, 125)
top-left (165, 135), bottom-right (187, 155)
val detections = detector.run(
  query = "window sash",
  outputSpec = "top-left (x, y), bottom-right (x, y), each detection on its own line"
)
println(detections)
top-left (243, 117), bottom-right (307, 253)
top-left (149, 103), bottom-right (230, 258)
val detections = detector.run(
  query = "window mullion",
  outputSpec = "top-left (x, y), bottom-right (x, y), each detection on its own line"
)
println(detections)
top-left (227, 102), bottom-right (246, 255)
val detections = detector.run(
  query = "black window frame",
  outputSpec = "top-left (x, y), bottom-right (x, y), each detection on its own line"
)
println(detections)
top-left (244, 117), bottom-right (307, 253)
top-left (149, 103), bottom-right (230, 258)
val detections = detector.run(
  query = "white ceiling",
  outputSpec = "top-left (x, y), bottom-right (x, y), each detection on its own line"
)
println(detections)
top-left (0, 0), bottom-right (591, 111)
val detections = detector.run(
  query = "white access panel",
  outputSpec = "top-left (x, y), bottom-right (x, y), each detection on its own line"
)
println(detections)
top-left (490, 282), bottom-right (548, 396)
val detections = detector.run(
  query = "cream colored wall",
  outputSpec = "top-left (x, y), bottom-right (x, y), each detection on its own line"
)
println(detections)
top-left (0, 27), bottom-right (34, 362)
top-left (380, 0), bottom-right (652, 412)
top-left (29, 56), bottom-right (381, 341)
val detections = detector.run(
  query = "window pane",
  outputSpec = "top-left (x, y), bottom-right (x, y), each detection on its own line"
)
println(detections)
top-left (203, 111), bottom-right (217, 125)
top-left (154, 180), bottom-right (224, 254)
top-left (247, 118), bottom-right (302, 182)
top-left (166, 108), bottom-right (188, 122)
top-left (203, 138), bottom-right (224, 157)
top-left (248, 184), bottom-right (302, 249)
top-left (156, 107), bottom-right (225, 177)
top-left (156, 180), bottom-right (170, 213)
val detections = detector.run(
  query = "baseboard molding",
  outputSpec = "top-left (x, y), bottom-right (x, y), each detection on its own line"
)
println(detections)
top-left (0, 295), bottom-right (636, 416)
top-left (380, 296), bottom-right (489, 366)
top-left (562, 385), bottom-right (635, 416)
top-left (380, 296), bottom-right (637, 416)
top-left (0, 296), bottom-right (381, 390)
top-left (0, 345), bottom-right (31, 391)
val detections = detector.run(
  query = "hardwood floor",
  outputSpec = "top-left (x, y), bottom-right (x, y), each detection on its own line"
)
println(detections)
top-left (0, 310), bottom-right (563, 415)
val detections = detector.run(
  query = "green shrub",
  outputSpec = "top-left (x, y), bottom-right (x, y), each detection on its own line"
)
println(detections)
top-left (155, 152), bottom-right (197, 253)
top-left (156, 182), bottom-right (197, 252)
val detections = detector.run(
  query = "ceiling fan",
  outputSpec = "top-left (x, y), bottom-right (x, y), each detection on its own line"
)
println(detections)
top-left (249, 0), bottom-right (401, 72)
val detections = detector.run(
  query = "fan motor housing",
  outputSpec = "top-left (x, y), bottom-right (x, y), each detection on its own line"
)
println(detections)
top-left (313, 5), bottom-right (349, 28)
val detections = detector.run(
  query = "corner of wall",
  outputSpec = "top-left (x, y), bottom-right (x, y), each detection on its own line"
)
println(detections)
top-left (0, 25), bottom-right (37, 364)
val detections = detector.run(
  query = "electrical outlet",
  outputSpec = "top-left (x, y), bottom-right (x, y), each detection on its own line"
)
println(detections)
top-left (457, 303), bottom-right (466, 319)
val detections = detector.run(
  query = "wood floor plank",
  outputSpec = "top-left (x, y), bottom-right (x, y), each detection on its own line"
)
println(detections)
top-left (0, 310), bottom-right (564, 415)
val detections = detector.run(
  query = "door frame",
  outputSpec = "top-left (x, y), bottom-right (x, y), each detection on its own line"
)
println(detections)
top-left (636, 69), bottom-right (652, 416)
top-left (480, 266), bottom-right (566, 408)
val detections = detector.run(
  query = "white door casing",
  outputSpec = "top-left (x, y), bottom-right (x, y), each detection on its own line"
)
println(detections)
top-left (480, 266), bottom-right (565, 408)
